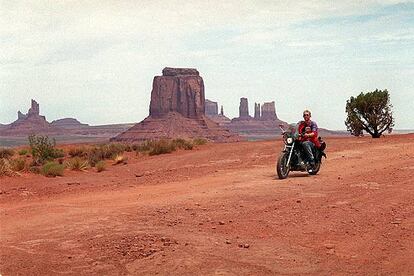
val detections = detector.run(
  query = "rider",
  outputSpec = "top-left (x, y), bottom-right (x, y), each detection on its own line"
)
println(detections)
top-left (297, 109), bottom-right (319, 171)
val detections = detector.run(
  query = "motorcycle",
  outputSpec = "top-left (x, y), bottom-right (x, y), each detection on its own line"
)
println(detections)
top-left (276, 124), bottom-right (326, 179)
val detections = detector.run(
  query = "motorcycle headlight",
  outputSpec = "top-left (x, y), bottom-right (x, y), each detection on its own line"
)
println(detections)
top-left (286, 137), bottom-right (293, 144)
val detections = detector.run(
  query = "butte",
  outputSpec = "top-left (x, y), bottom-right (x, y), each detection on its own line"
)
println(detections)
top-left (111, 68), bottom-right (241, 142)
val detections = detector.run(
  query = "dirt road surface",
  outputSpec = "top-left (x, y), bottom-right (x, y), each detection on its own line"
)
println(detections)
top-left (1, 135), bottom-right (413, 275)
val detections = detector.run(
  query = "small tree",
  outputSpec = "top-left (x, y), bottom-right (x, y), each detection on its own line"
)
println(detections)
top-left (345, 89), bottom-right (394, 138)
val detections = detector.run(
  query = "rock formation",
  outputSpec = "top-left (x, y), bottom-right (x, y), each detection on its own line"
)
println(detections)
top-left (149, 67), bottom-right (204, 119)
top-left (261, 101), bottom-right (278, 121)
top-left (51, 118), bottom-right (89, 129)
top-left (205, 100), bottom-right (231, 127)
top-left (112, 68), bottom-right (241, 142)
top-left (228, 98), bottom-right (289, 140)
top-left (254, 103), bottom-right (261, 119)
top-left (238, 98), bottom-right (250, 119)
top-left (0, 100), bottom-right (62, 136)
top-left (205, 100), bottom-right (219, 116)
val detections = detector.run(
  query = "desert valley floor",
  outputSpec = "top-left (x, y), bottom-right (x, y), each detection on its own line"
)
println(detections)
top-left (1, 134), bottom-right (413, 275)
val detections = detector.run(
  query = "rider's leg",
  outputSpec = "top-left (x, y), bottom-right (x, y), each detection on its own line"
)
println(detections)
top-left (302, 141), bottom-right (315, 166)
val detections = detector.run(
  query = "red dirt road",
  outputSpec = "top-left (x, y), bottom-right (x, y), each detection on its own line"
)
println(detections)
top-left (1, 135), bottom-right (414, 275)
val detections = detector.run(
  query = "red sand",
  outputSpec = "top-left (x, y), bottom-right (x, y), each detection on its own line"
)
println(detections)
top-left (1, 135), bottom-right (413, 275)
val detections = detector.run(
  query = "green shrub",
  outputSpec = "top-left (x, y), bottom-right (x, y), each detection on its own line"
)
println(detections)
top-left (0, 148), bottom-right (14, 159)
top-left (193, 138), bottom-right (207, 145)
top-left (65, 157), bottom-right (88, 171)
top-left (28, 135), bottom-right (64, 164)
top-left (68, 146), bottom-right (88, 157)
top-left (18, 149), bottom-right (29, 156)
top-left (41, 162), bottom-right (64, 177)
top-left (11, 158), bottom-right (26, 172)
top-left (95, 160), bottom-right (106, 172)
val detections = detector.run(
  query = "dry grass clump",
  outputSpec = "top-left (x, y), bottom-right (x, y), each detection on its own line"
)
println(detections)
top-left (68, 146), bottom-right (88, 158)
top-left (87, 143), bottom-right (126, 166)
top-left (18, 149), bottom-right (29, 156)
top-left (172, 138), bottom-right (193, 150)
top-left (135, 138), bottom-right (197, 156)
top-left (113, 154), bottom-right (128, 165)
top-left (65, 157), bottom-right (89, 171)
top-left (41, 161), bottom-right (65, 177)
top-left (148, 140), bottom-right (176, 156)
top-left (95, 160), bottom-right (106, 172)
top-left (29, 166), bottom-right (41, 174)
top-left (0, 148), bottom-right (14, 159)
top-left (0, 158), bottom-right (16, 176)
top-left (193, 138), bottom-right (208, 145)
top-left (11, 158), bottom-right (26, 172)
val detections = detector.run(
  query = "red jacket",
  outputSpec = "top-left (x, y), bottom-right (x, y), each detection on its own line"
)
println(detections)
top-left (298, 120), bottom-right (320, 148)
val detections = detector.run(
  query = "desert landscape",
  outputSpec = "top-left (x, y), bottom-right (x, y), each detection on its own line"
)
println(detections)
top-left (1, 134), bottom-right (414, 275)
top-left (2, 2), bottom-right (413, 275)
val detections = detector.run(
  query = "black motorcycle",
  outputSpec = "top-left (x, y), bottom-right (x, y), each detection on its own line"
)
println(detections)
top-left (276, 124), bottom-right (326, 179)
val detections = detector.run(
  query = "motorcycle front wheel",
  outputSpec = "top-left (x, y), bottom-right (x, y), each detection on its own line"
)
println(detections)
top-left (308, 161), bottom-right (321, 175)
top-left (277, 152), bottom-right (290, 179)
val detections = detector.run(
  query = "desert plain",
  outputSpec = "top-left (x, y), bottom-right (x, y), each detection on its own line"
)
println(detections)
top-left (1, 134), bottom-right (413, 275)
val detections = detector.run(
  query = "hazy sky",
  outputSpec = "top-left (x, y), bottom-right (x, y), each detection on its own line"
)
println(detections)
top-left (1, 0), bottom-right (413, 129)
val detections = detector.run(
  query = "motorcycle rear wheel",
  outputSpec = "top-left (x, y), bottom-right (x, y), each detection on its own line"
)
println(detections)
top-left (277, 153), bottom-right (290, 179)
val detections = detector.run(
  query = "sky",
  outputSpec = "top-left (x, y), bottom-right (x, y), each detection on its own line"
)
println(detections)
top-left (1, 0), bottom-right (413, 130)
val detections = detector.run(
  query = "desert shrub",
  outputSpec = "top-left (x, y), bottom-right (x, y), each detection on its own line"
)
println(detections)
top-left (113, 154), bottom-right (128, 165)
top-left (87, 143), bottom-right (126, 166)
top-left (0, 148), bottom-right (14, 159)
top-left (193, 138), bottom-right (207, 145)
top-left (0, 158), bottom-right (16, 176)
top-left (148, 139), bottom-right (176, 156)
top-left (68, 146), bottom-right (88, 158)
top-left (41, 162), bottom-right (64, 177)
top-left (172, 138), bottom-right (193, 150)
top-left (29, 166), bottom-right (41, 174)
top-left (29, 135), bottom-right (64, 164)
top-left (65, 157), bottom-right (88, 171)
top-left (18, 149), bottom-right (29, 156)
top-left (54, 148), bottom-right (65, 158)
top-left (124, 144), bottom-right (133, 152)
top-left (11, 158), bottom-right (26, 172)
top-left (135, 140), bottom-right (153, 153)
top-left (95, 160), bottom-right (106, 172)
top-left (131, 144), bottom-right (140, 151)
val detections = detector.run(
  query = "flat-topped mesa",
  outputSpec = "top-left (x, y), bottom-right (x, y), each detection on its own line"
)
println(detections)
top-left (149, 67), bottom-right (205, 119)
top-left (261, 101), bottom-right (278, 120)
top-left (162, 67), bottom-right (199, 76)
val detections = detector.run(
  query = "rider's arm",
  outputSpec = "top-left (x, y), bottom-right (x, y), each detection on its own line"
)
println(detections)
top-left (305, 121), bottom-right (318, 138)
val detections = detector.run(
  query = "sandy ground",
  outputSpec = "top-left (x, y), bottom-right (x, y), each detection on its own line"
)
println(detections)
top-left (1, 135), bottom-right (413, 275)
